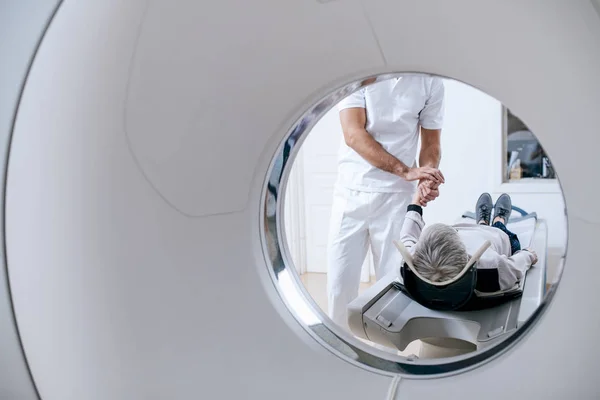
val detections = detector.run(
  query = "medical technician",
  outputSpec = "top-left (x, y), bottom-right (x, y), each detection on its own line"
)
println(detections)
top-left (327, 75), bottom-right (446, 329)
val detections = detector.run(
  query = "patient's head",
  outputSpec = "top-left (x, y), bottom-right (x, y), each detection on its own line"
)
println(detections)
top-left (412, 223), bottom-right (468, 283)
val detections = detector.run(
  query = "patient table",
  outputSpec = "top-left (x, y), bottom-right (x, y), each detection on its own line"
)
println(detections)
top-left (347, 210), bottom-right (547, 355)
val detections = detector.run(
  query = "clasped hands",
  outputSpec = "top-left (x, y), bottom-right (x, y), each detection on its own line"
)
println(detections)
top-left (403, 166), bottom-right (445, 207)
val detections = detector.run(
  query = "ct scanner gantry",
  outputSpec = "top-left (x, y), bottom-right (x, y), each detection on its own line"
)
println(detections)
top-left (1, 1), bottom-right (600, 399)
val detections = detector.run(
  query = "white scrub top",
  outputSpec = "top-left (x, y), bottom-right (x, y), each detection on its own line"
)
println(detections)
top-left (336, 75), bottom-right (445, 193)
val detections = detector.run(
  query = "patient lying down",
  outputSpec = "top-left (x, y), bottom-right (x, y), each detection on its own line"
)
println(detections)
top-left (399, 192), bottom-right (538, 293)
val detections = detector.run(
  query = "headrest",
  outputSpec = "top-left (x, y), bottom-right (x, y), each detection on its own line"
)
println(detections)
top-left (393, 240), bottom-right (491, 311)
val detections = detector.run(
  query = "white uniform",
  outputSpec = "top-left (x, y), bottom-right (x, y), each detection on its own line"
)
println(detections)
top-left (327, 75), bottom-right (445, 329)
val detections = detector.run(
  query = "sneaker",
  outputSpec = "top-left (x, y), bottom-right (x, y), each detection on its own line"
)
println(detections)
top-left (493, 193), bottom-right (512, 224)
top-left (475, 193), bottom-right (493, 225)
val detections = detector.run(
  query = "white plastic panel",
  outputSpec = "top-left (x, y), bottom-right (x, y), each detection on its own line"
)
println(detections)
top-left (593, 0), bottom-right (600, 17)
top-left (6, 1), bottom-right (391, 399)
top-left (0, 1), bottom-right (62, 398)
top-left (6, 1), bottom-right (155, 398)
top-left (3, 0), bottom-right (600, 399)
top-left (125, 0), bottom-right (385, 216)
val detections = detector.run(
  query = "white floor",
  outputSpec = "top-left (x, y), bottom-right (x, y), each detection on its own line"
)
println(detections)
top-left (300, 272), bottom-right (373, 312)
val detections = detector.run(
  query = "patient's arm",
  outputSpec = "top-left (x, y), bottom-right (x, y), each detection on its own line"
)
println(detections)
top-left (493, 250), bottom-right (537, 290)
top-left (399, 204), bottom-right (425, 253)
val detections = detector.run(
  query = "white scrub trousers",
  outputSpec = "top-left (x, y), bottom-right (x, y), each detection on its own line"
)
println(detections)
top-left (327, 186), bottom-right (412, 330)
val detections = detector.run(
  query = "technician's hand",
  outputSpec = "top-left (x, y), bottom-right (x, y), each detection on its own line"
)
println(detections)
top-left (523, 248), bottom-right (538, 265)
top-left (403, 167), bottom-right (445, 185)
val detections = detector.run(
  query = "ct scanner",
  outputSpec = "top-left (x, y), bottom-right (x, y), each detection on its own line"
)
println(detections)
top-left (1, 1), bottom-right (600, 399)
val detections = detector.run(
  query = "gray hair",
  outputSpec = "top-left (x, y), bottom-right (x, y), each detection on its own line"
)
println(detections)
top-left (412, 223), bottom-right (468, 283)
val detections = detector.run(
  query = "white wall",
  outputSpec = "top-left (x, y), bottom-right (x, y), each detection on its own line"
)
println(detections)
top-left (296, 107), bottom-right (343, 274)
top-left (422, 79), bottom-right (500, 225)
top-left (285, 77), bottom-right (567, 282)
